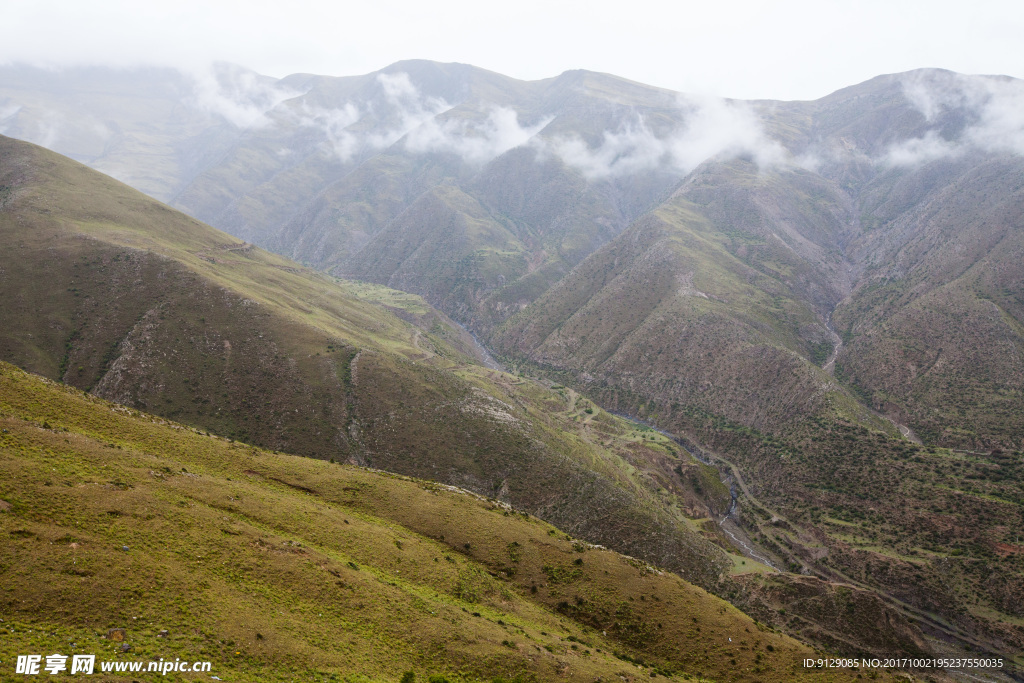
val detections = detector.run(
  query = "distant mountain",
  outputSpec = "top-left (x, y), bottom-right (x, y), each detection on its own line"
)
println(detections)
top-left (495, 70), bottom-right (1024, 452)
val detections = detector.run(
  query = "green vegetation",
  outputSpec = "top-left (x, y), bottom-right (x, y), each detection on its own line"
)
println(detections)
top-left (0, 361), bottom-right (871, 682)
top-left (729, 417), bottom-right (1024, 663)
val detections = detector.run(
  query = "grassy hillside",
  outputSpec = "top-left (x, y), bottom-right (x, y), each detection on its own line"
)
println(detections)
top-left (0, 361), bottom-right (878, 682)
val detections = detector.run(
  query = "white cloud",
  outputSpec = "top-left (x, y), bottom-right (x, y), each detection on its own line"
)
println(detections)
top-left (281, 73), bottom-right (544, 165)
top-left (965, 79), bottom-right (1024, 155)
top-left (376, 72), bottom-right (421, 103)
top-left (188, 63), bottom-right (303, 129)
top-left (669, 95), bottom-right (788, 172)
top-left (292, 102), bottom-right (362, 160)
top-left (24, 109), bottom-right (63, 148)
top-left (406, 106), bottom-right (551, 164)
top-left (364, 73), bottom-right (453, 151)
top-left (545, 96), bottom-right (787, 179)
top-left (549, 120), bottom-right (667, 179)
top-left (176, 68), bottom-right (790, 172)
top-left (885, 131), bottom-right (962, 166)
top-left (0, 103), bottom-right (21, 135)
top-left (885, 72), bottom-right (1024, 166)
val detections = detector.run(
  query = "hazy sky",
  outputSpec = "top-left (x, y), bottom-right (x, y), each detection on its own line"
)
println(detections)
top-left (4, 0), bottom-right (1022, 100)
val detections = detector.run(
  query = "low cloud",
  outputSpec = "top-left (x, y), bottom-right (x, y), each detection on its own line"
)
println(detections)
top-left (406, 106), bottom-right (551, 164)
top-left (188, 63), bottom-right (303, 129)
top-left (280, 73), bottom-right (544, 165)
top-left (292, 102), bottom-right (362, 161)
top-left (544, 95), bottom-right (787, 179)
top-left (23, 109), bottom-right (63, 148)
top-left (178, 69), bottom-right (794, 175)
top-left (549, 119), bottom-right (667, 178)
top-left (885, 72), bottom-right (1024, 166)
top-left (180, 69), bottom-right (784, 173)
top-left (366, 72), bottom-right (452, 151)
top-left (885, 131), bottom-right (960, 166)
top-left (0, 103), bottom-right (21, 135)
top-left (670, 96), bottom-right (788, 172)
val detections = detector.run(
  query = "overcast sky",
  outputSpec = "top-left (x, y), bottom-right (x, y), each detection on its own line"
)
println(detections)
top-left (3, 0), bottom-right (1022, 101)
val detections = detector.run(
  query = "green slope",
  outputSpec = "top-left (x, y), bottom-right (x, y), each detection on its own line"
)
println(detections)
top-left (1, 360), bottom-right (877, 682)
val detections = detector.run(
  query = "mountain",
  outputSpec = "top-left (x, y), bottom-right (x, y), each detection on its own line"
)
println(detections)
top-left (4, 61), bottom-right (1023, 674)
top-left (0, 61), bottom-right (689, 335)
top-left (5, 64), bottom-right (1020, 450)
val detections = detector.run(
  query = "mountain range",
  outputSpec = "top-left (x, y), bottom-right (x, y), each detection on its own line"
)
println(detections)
top-left (2, 60), bottom-right (1022, 679)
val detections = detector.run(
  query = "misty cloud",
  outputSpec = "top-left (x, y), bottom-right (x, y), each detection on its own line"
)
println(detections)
top-left (0, 103), bottom-right (21, 135)
top-left (886, 72), bottom-right (1024, 166)
top-left (885, 131), bottom-right (960, 166)
top-left (550, 120), bottom-right (668, 178)
top-left (545, 96), bottom-right (787, 179)
top-left (366, 73), bottom-right (453, 150)
top-left (294, 78), bottom-right (788, 174)
top-left (406, 107), bottom-right (551, 164)
top-left (292, 102), bottom-right (362, 161)
top-left (22, 109), bottom-right (64, 148)
top-left (276, 73), bottom-right (545, 165)
top-left (669, 96), bottom-right (788, 171)
top-left (384, 75), bottom-right (548, 164)
top-left (276, 72), bottom-right (453, 162)
top-left (189, 64), bottom-right (303, 129)
top-left (175, 68), bottom-right (792, 174)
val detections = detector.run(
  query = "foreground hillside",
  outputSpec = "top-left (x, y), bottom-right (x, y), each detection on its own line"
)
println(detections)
top-left (0, 361), bottom-right (876, 682)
